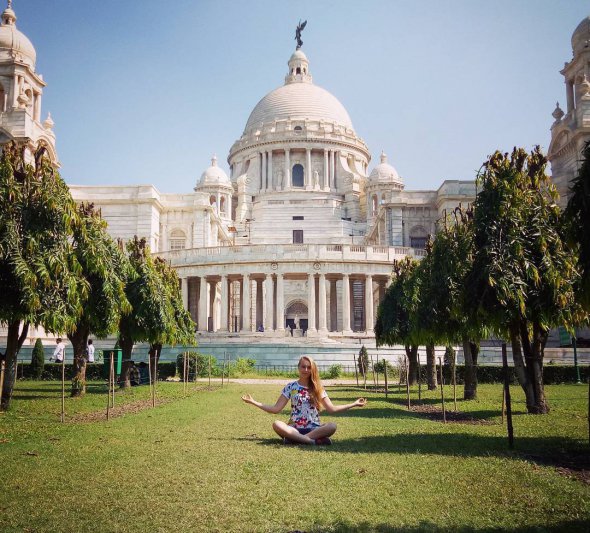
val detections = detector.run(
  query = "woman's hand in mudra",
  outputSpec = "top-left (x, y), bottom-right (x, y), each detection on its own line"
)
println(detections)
top-left (241, 393), bottom-right (256, 405)
top-left (354, 398), bottom-right (367, 407)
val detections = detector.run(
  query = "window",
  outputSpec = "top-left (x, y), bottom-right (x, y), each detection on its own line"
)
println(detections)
top-left (294, 125), bottom-right (303, 135)
top-left (170, 229), bottom-right (186, 251)
top-left (292, 216), bottom-right (304, 220)
top-left (409, 225), bottom-right (429, 249)
top-left (292, 164), bottom-right (304, 187)
top-left (293, 230), bottom-right (303, 243)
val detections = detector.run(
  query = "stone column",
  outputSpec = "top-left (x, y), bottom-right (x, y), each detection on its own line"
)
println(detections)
top-left (242, 274), bottom-right (251, 332)
top-left (365, 274), bottom-right (374, 333)
top-left (342, 274), bottom-right (352, 334)
top-left (268, 150), bottom-right (273, 191)
top-left (322, 150), bottom-right (330, 190)
top-left (256, 278), bottom-right (264, 330)
top-left (284, 148), bottom-right (291, 190)
top-left (330, 279), bottom-right (338, 331)
top-left (265, 273), bottom-right (274, 331)
top-left (330, 150), bottom-right (335, 189)
top-left (216, 193), bottom-right (221, 215)
top-left (199, 276), bottom-right (208, 332)
top-left (307, 273), bottom-right (316, 333)
top-left (306, 148), bottom-right (312, 190)
top-left (220, 275), bottom-right (229, 332)
top-left (209, 280), bottom-right (217, 332)
top-left (261, 152), bottom-right (267, 191)
top-left (276, 273), bottom-right (285, 332)
top-left (318, 273), bottom-right (328, 333)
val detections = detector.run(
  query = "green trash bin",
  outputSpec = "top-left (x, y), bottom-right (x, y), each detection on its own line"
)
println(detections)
top-left (103, 349), bottom-right (123, 378)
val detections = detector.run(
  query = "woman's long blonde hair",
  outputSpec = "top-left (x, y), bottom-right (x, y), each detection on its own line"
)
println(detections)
top-left (299, 356), bottom-right (324, 409)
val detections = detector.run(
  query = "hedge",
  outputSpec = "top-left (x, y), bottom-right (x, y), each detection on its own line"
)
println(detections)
top-left (15, 362), bottom-right (177, 381)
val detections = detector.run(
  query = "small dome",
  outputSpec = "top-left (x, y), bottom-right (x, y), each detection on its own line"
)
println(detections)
top-left (571, 16), bottom-right (590, 55)
top-left (289, 49), bottom-right (308, 62)
top-left (197, 155), bottom-right (231, 189)
top-left (0, 3), bottom-right (36, 68)
top-left (369, 152), bottom-right (402, 185)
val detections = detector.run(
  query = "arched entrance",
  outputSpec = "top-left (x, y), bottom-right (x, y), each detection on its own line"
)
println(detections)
top-left (285, 299), bottom-right (308, 333)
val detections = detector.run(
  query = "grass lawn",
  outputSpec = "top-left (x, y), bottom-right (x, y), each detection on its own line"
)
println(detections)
top-left (0, 379), bottom-right (588, 532)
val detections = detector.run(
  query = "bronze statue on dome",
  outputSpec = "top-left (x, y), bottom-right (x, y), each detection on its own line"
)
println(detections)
top-left (295, 20), bottom-right (307, 49)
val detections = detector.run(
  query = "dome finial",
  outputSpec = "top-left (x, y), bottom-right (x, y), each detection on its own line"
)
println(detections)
top-left (2, 0), bottom-right (16, 25)
top-left (295, 20), bottom-right (307, 50)
top-left (380, 151), bottom-right (387, 164)
top-left (211, 154), bottom-right (218, 167)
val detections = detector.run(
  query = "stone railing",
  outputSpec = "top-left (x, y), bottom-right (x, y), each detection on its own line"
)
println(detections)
top-left (157, 243), bottom-right (426, 265)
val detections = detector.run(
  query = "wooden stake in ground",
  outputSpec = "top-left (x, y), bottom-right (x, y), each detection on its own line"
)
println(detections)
top-left (110, 352), bottom-right (115, 408)
top-left (61, 350), bottom-right (66, 423)
top-left (405, 354), bottom-right (411, 410)
top-left (438, 357), bottom-right (446, 424)
top-left (147, 353), bottom-right (153, 408)
top-left (14, 360), bottom-right (18, 382)
top-left (353, 355), bottom-right (359, 388)
top-left (183, 352), bottom-right (188, 394)
top-left (194, 353), bottom-right (198, 384)
top-left (0, 360), bottom-right (5, 404)
top-left (375, 354), bottom-right (379, 388)
top-left (452, 357), bottom-right (457, 412)
top-left (384, 358), bottom-right (388, 399)
top-left (152, 354), bottom-right (157, 408)
top-left (106, 354), bottom-right (112, 421)
top-left (417, 355), bottom-right (421, 401)
top-left (370, 355), bottom-right (376, 389)
top-left (208, 355), bottom-right (212, 389)
top-left (501, 343), bottom-right (514, 449)
top-left (221, 351), bottom-right (225, 387)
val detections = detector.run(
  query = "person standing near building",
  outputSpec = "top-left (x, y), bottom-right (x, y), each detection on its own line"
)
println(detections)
top-left (86, 339), bottom-right (95, 363)
top-left (51, 338), bottom-right (65, 363)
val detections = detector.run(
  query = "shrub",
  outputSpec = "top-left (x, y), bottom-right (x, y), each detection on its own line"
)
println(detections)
top-left (373, 359), bottom-right (395, 376)
top-left (358, 346), bottom-right (369, 376)
top-left (323, 364), bottom-right (342, 379)
top-left (177, 352), bottom-right (215, 380)
top-left (234, 358), bottom-right (256, 375)
top-left (444, 346), bottom-right (456, 367)
top-left (30, 339), bottom-right (45, 379)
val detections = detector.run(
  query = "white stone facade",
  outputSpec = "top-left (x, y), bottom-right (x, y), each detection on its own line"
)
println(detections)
top-left (6, 7), bottom-right (589, 348)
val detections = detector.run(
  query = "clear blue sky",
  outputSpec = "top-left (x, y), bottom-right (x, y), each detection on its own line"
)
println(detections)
top-left (13, 0), bottom-right (589, 193)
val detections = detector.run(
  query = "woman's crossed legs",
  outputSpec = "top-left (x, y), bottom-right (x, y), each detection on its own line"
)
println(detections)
top-left (272, 420), bottom-right (337, 445)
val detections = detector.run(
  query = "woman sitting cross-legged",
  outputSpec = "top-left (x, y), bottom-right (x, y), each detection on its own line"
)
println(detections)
top-left (241, 355), bottom-right (367, 445)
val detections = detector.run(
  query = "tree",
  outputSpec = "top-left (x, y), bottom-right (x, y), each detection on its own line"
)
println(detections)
top-left (0, 143), bottom-right (87, 410)
top-left (425, 207), bottom-right (485, 399)
top-left (67, 203), bottom-right (131, 396)
top-left (470, 147), bottom-right (584, 413)
top-left (564, 141), bottom-right (590, 310)
top-left (30, 338), bottom-right (45, 380)
top-left (118, 237), bottom-right (195, 388)
top-left (375, 258), bottom-right (422, 385)
top-left (357, 345), bottom-right (369, 377)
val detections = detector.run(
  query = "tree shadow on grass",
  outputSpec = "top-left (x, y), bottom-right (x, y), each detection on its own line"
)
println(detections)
top-left (297, 519), bottom-right (590, 532)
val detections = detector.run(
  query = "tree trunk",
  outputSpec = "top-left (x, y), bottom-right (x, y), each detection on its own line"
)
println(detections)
top-left (68, 326), bottom-right (89, 397)
top-left (425, 342), bottom-right (437, 390)
top-left (528, 322), bottom-right (549, 414)
top-left (463, 338), bottom-right (479, 400)
top-left (1, 321), bottom-right (21, 411)
top-left (119, 336), bottom-right (134, 389)
top-left (149, 343), bottom-right (162, 383)
top-left (510, 322), bottom-right (536, 413)
top-left (405, 345), bottom-right (418, 385)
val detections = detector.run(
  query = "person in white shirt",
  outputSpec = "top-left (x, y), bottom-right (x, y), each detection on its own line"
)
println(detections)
top-left (86, 339), bottom-right (95, 363)
top-left (51, 338), bottom-right (65, 363)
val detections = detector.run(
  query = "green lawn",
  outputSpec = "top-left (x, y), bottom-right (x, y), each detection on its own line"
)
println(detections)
top-left (0, 380), bottom-right (588, 532)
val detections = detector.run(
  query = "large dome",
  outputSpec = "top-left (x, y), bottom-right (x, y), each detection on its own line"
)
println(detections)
top-left (244, 83), bottom-right (354, 133)
top-left (243, 49), bottom-right (354, 134)
top-left (572, 16), bottom-right (590, 55)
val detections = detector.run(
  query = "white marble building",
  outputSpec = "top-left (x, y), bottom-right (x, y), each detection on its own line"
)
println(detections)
top-left (548, 15), bottom-right (590, 206)
top-left (1, 4), bottom-right (588, 352)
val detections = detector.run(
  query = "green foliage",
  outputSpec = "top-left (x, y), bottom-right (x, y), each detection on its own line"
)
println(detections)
top-left (357, 345), bottom-right (369, 376)
top-left (234, 357), bottom-right (256, 375)
top-left (176, 352), bottom-right (215, 380)
top-left (444, 346), bottom-right (456, 367)
top-left (564, 140), bottom-right (590, 310)
top-left (30, 339), bottom-right (45, 379)
top-left (323, 364), bottom-right (343, 379)
top-left (373, 359), bottom-right (395, 375)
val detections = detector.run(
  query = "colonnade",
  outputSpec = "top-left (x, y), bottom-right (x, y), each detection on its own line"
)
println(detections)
top-left (183, 271), bottom-right (387, 335)
top-left (259, 148), bottom-right (338, 192)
